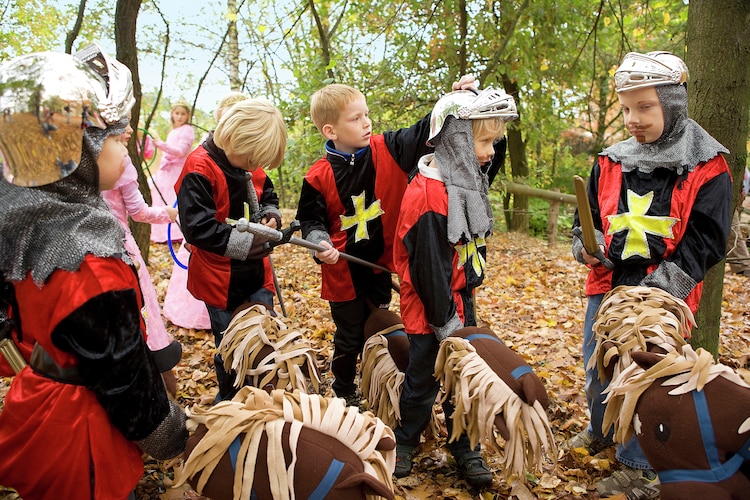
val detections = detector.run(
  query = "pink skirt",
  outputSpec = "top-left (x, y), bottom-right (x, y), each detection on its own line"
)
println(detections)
top-left (163, 244), bottom-right (211, 330)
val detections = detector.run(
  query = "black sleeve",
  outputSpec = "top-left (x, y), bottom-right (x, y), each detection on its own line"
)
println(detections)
top-left (668, 171), bottom-right (733, 282)
top-left (573, 158), bottom-right (603, 232)
top-left (258, 174), bottom-right (282, 227)
top-left (51, 289), bottom-right (169, 441)
top-left (259, 174), bottom-right (280, 209)
top-left (403, 210), bottom-right (458, 328)
top-left (296, 178), bottom-right (330, 238)
top-left (383, 113), bottom-right (433, 178)
top-left (178, 171), bottom-right (232, 255)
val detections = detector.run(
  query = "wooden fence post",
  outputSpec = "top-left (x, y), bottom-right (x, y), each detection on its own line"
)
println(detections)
top-left (548, 188), bottom-right (560, 247)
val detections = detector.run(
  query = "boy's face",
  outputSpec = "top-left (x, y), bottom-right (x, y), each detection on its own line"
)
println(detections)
top-left (98, 135), bottom-right (128, 190)
top-left (323, 97), bottom-right (371, 154)
top-left (473, 128), bottom-right (499, 167)
top-left (618, 86), bottom-right (664, 144)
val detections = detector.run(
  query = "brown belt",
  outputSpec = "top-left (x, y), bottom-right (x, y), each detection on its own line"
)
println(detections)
top-left (29, 343), bottom-right (84, 385)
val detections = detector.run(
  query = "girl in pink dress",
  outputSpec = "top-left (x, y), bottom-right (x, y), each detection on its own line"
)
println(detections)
top-left (103, 121), bottom-right (182, 395)
top-left (149, 101), bottom-right (195, 243)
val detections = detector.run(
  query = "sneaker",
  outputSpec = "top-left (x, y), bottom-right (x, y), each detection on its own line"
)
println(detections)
top-left (595, 466), bottom-right (660, 500)
top-left (456, 451), bottom-right (493, 488)
top-left (564, 429), bottom-right (612, 455)
top-left (394, 444), bottom-right (414, 478)
top-left (340, 391), bottom-right (362, 409)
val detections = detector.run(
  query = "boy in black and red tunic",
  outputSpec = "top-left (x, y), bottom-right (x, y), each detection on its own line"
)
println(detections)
top-left (296, 76), bottom-right (499, 408)
top-left (391, 88), bottom-right (517, 487)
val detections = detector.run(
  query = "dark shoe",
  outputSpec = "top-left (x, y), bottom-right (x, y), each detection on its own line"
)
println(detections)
top-left (456, 450), bottom-right (493, 488)
top-left (564, 429), bottom-right (612, 455)
top-left (595, 466), bottom-right (660, 499)
top-left (340, 390), bottom-right (363, 409)
top-left (394, 444), bottom-right (414, 478)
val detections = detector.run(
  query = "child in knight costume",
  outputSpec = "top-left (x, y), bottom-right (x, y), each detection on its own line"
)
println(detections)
top-left (0, 46), bottom-right (188, 499)
top-left (569, 51), bottom-right (732, 499)
top-left (391, 87), bottom-right (517, 487)
top-left (296, 75), bottom-right (502, 409)
top-left (174, 98), bottom-right (285, 401)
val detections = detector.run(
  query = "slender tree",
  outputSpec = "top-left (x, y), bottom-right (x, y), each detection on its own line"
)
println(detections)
top-left (64, 0), bottom-right (87, 54)
top-left (115, 0), bottom-right (148, 260)
top-left (687, 0), bottom-right (750, 354)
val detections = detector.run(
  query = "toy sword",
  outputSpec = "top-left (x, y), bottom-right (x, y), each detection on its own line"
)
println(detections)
top-left (573, 175), bottom-right (614, 269)
top-left (226, 217), bottom-right (395, 275)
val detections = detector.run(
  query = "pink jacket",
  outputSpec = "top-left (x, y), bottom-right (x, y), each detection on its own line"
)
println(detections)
top-left (103, 158), bottom-right (174, 351)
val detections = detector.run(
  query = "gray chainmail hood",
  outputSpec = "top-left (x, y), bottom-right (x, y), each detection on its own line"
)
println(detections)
top-left (433, 116), bottom-right (494, 243)
top-left (602, 84), bottom-right (728, 174)
top-left (0, 122), bottom-right (130, 285)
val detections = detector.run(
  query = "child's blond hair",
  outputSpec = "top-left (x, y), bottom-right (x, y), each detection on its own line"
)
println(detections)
top-left (214, 98), bottom-right (287, 170)
top-left (310, 84), bottom-right (366, 134)
top-left (472, 116), bottom-right (506, 142)
top-left (214, 92), bottom-right (249, 122)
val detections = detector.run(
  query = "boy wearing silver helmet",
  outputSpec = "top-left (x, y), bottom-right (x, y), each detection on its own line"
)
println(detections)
top-left (0, 46), bottom-right (187, 499)
top-left (392, 86), bottom-right (517, 488)
top-left (569, 51), bottom-right (732, 499)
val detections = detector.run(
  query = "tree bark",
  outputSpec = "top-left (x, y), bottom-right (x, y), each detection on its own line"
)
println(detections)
top-left (227, 0), bottom-right (241, 91)
top-left (500, 75), bottom-right (529, 233)
top-left (687, 0), bottom-right (750, 355)
top-left (115, 0), bottom-right (149, 262)
top-left (64, 0), bottom-right (86, 54)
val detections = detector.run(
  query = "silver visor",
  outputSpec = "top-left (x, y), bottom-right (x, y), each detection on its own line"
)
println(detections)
top-left (0, 52), bottom-right (110, 187)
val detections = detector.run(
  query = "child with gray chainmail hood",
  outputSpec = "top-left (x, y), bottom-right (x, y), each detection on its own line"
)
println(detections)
top-left (391, 88), bottom-right (517, 487)
top-left (0, 47), bottom-right (187, 499)
top-left (569, 51), bottom-right (732, 499)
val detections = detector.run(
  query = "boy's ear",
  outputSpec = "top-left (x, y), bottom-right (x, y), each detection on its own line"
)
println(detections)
top-left (321, 123), bottom-right (336, 141)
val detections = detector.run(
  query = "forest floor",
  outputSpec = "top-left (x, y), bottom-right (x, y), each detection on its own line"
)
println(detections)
top-left (2, 213), bottom-right (749, 499)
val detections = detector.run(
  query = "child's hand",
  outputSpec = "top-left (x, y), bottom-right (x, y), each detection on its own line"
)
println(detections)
top-left (315, 240), bottom-right (339, 265)
top-left (453, 74), bottom-right (477, 91)
top-left (165, 207), bottom-right (178, 222)
top-left (581, 246), bottom-right (606, 266)
top-left (260, 216), bottom-right (278, 230)
top-left (150, 131), bottom-right (161, 143)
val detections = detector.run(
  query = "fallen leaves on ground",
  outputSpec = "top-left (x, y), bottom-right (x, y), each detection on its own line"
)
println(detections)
top-left (2, 214), bottom-right (749, 499)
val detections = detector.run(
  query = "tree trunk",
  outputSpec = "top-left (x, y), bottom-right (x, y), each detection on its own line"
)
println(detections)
top-left (687, 0), bottom-right (750, 355)
top-left (227, 0), bottom-right (241, 90)
top-left (115, 0), bottom-right (149, 262)
top-left (501, 75), bottom-right (529, 233)
top-left (64, 0), bottom-right (87, 54)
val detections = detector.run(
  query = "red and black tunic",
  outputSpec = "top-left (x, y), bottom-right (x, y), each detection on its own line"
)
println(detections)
top-left (394, 165), bottom-right (486, 334)
top-left (577, 154), bottom-right (732, 312)
top-left (176, 137), bottom-right (279, 311)
top-left (296, 116), bottom-right (433, 302)
top-left (0, 255), bottom-right (168, 500)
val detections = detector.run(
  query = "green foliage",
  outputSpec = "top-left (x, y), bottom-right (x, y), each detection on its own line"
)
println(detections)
top-left (526, 197), bottom-right (575, 240)
top-left (0, 0), bottom-right (63, 59)
top-left (6, 0), bottom-right (692, 215)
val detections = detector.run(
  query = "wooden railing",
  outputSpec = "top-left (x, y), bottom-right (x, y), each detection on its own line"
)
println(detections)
top-left (504, 182), bottom-right (577, 248)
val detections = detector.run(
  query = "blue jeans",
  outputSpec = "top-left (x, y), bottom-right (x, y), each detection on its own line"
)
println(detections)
top-left (584, 294), bottom-right (650, 469)
top-left (394, 333), bottom-right (475, 458)
top-left (207, 287), bottom-right (275, 400)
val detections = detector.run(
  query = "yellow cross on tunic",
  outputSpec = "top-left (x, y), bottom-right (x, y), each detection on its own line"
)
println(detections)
top-left (455, 237), bottom-right (486, 276)
top-left (607, 190), bottom-right (679, 260)
top-left (339, 191), bottom-right (385, 242)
